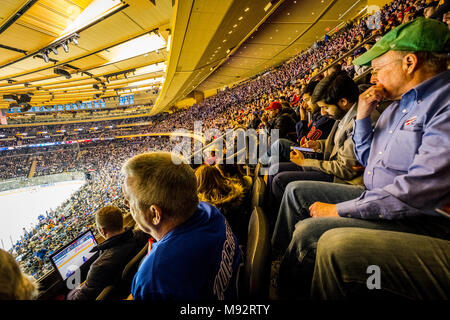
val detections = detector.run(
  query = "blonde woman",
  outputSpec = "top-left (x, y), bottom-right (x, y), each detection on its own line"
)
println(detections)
top-left (195, 165), bottom-right (247, 243)
top-left (0, 249), bottom-right (39, 300)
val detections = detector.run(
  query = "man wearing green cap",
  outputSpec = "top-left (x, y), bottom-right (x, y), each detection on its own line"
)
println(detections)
top-left (271, 18), bottom-right (450, 299)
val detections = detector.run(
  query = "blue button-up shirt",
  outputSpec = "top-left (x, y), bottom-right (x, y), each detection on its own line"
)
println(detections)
top-left (337, 70), bottom-right (450, 219)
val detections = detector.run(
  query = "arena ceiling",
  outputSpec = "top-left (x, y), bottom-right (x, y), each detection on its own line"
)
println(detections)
top-left (0, 0), bottom-right (172, 110)
top-left (0, 0), bottom-right (368, 115)
top-left (152, 0), bottom-right (369, 115)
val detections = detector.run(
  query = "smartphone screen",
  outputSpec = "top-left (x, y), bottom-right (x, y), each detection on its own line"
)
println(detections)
top-left (291, 146), bottom-right (315, 153)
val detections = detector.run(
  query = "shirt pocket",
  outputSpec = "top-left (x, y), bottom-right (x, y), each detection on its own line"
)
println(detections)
top-left (384, 129), bottom-right (423, 171)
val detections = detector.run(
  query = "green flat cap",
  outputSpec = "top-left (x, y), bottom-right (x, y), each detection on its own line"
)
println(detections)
top-left (354, 17), bottom-right (450, 66)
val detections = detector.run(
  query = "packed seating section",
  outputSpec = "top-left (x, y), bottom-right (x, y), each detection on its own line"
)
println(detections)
top-left (1, 0), bottom-right (448, 300)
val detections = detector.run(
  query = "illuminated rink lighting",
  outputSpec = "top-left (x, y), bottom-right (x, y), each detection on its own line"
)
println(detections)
top-left (98, 33), bottom-right (166, 64)
top-left (0, 180), bottom-right (85, 250)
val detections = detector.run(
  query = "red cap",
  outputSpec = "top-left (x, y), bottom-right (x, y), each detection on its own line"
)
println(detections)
top-left (265, 101), bottom-right (282, 110)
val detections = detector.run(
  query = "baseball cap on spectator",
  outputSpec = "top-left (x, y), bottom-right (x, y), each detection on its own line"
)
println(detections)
top-left (265, 101), bottom-right (282, 110)
top-left (354, 17), bottom-right (450, 66)
top-left (404, 6), bottom-right (413, 12)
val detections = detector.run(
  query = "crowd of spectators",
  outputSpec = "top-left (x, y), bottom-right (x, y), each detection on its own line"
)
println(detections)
top-left (8, 136), bottom-right (173, 279)
top-left (1, 0), bottom-right (448, 296)
top-left (0, 0), bottom-right (427, 148)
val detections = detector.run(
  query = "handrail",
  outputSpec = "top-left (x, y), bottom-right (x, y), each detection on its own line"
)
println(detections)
top-left (189, 125), bottom-right (260, 167)
top-left (353, 66), bottom-right (373, 83)
top-left (309, 34), bottom-right (377, 82)
top-left (188, 131), bottom-right (228, 164)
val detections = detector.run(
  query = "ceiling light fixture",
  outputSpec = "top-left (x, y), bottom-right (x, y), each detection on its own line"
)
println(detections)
top-left (71, 34), bottom-right (79, 45)
top-left (98, 32), bottom-right (165, 64)
top-left (42, 51), bottom-right (49, 63)
top-left (62, 41), bottom-right (69, 53)
top-left (264, 2), bottom-right (272, 12)
top-left (36, 33), bottom-right (80, 64)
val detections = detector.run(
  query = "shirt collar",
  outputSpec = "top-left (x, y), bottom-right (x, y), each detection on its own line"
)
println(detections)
top-left (402, 69), bottom-right (450, 103)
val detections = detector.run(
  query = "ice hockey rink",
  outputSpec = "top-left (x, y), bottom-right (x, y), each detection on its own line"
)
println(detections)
top-left (0, 180), bottom-right (85, 250)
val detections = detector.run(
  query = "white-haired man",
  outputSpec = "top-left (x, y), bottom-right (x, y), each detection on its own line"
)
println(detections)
top-left (122, 152), bottom-right (241, 300)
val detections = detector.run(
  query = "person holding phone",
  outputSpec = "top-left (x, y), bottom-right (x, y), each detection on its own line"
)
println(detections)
top-left (258, 81), bottom-right (335, 167)
top-left (265, 72), bottom-right (378, 222)
top-left (272, 18), bottom-right (450, 299)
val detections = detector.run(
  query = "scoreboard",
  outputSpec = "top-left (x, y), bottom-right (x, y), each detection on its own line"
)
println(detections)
top-left (118, 94), bottom-right (134, 106)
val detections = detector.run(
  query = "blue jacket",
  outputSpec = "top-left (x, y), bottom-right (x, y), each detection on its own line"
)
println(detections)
top-left (131, 202), bottom-right (242, 300)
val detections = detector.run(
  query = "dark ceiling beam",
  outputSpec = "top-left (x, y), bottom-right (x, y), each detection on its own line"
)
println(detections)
top-left (0, 44), bottom-right (27, 54)
top-left (0, 0), bottom-right (39, 35)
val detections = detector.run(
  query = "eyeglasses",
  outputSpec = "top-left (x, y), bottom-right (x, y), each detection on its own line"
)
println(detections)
top-left (370, 58), bottom-right (403, 77)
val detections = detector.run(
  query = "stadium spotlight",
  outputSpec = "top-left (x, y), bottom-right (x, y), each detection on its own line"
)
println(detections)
top-left (42, 51), bottom-right (49, 63)
top-left (62, 41), bottom-right (69, 53)
top-left (51, 47), bottom-right (58, 55)
top-left (72, 34), bottom-right (79, 45)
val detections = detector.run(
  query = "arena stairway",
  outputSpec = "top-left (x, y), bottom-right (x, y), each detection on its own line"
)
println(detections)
top-left (28, 159), bottom-right (37, 178)
top-left (76, 150), bottom-right (88, 161)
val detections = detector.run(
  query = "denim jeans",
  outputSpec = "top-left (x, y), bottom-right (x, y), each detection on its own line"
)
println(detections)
top-left (312, 228), bottom-right (450, 299)
top-left (271, 181), bottom-right (366, 258)
top-left (271, 180), bottom-right (450, 299)
top-left (271, 165), bottom-right (333, 204)
top-left (264, 163), bottom-right (333, 227)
